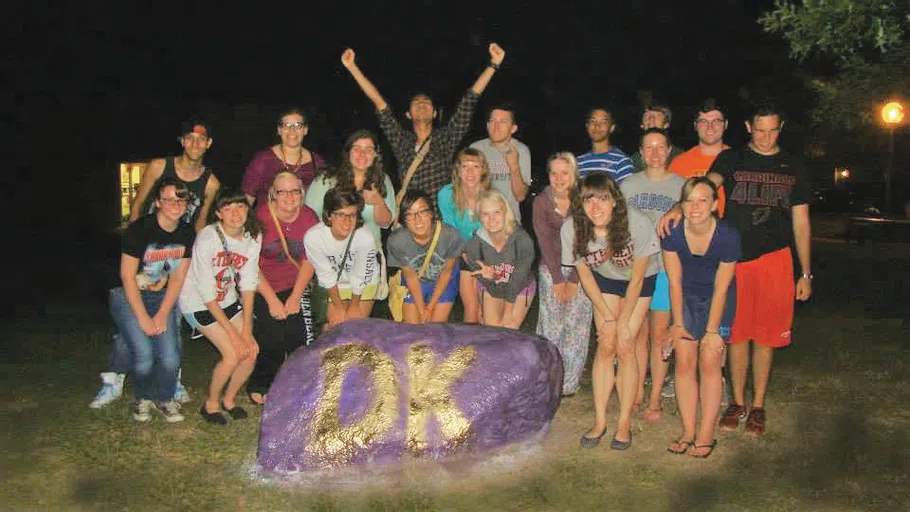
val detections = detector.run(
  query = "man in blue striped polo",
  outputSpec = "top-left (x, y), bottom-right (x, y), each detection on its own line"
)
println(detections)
top-left (577, 107), bottom-right (634, 183)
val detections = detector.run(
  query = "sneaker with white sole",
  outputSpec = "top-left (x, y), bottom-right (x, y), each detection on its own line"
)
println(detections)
top-left (133, 399), bottom-right (153, 422)
top-left (661, 376), bottom-right (676, 398)
top-left (156, 399), bottom-right (185, 423)
top-left (89, 372), bottom-right (126, 409)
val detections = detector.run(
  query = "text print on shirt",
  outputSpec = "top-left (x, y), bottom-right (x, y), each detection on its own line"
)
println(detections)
top-left (213, 251), bottom-right (249, 302)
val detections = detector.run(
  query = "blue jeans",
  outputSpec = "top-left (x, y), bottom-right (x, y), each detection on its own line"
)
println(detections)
top-left (108, 287), bottom-right (180, 401)
top-left (109, 313), bottom-right (183, 375)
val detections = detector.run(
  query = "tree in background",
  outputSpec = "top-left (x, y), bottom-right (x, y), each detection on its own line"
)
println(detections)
top-left (760, 0), bottom-right (909, 131)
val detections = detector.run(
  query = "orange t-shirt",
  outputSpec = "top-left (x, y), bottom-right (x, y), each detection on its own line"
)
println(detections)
top-left (669, 145), bottom-right (728, 217)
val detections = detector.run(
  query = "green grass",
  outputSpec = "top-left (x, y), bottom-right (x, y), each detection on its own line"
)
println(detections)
top-left (3, 240), bottom-right (909, 511)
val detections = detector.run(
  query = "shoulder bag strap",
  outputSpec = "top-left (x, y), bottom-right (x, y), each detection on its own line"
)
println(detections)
top-left (268, 203), bottom-right (301, 270)
top-left (336, 231), bottom-right (355, 282)
top-left (417, 221), bottom-right (442, 279)
top-left (214, 224), bottom-right (240, 293)
top-left (395, 136), bottom-right (432, 210)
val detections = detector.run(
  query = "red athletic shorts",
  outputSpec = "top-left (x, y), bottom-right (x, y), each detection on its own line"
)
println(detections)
top-left (730, 247), bottom-right (795, 348)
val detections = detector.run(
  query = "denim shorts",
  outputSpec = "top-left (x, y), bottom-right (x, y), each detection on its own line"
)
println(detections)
top-left (183, 301), bottom-right (242, 330)
top-left (681, 291), bottom-right (736, 342)
top-left (593, 273), bottom-right (657, 298)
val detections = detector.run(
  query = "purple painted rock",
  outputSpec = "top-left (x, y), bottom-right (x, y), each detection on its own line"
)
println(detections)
top-left (257, 319), bottom-right (563, 474)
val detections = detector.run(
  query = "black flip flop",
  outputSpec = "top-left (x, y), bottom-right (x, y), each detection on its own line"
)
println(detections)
top-left (690, 440), bottom-right (718, 458)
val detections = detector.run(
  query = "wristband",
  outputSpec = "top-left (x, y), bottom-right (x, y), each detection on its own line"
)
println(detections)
top-left (488, 62), bottom-right (500, 70)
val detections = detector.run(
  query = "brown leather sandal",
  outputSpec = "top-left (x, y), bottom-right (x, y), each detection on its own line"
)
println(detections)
top-left (744, 408), bottom-right (766, 437)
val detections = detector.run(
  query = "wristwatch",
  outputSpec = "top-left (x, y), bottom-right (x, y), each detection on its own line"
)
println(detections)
top-left (800, 273), bottom-right (814, 280)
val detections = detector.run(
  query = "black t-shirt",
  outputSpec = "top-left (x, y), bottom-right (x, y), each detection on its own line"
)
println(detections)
top-left (118, 214), bottom-right (195, 290)
top-left (140, 157), bottom-right (213, 226)
top-left (709, 147), bottom-right (810, 261)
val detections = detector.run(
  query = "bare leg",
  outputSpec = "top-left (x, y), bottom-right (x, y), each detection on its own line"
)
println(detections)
top-left (673, 339), bottom-right (699, 443)
top-left (198, 317), bottom-right (242, 413)
top-left (459, 271), bottom-right (481, 324)
top-left (403, 302), bottom-right (422, 324)
top-left (430, 302), bottom-right (454, 323)
top-left (646, 310), bottom-right (671, 416)
top-left (728, 341), bottom-right (750, 406)
top-left (613, 297), bottom-right (651, 443)
top-left (751, 343), bottom-right (774, 408)
top-left (586, 309), bottom-right (617, 439)
top-left (481, 293), bottom-right (504, 327)
top-left (694, 343), bottom-right (724, 454)
top-left (634, 313), bottom-right (650, 408)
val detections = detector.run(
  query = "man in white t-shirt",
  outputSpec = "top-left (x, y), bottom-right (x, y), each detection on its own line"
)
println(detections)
top-left (470, 103), bottom-right (531, 219)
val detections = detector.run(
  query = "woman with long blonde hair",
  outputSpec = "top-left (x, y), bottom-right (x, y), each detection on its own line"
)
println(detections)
top-left (437, 148), bottom-right (492, 323)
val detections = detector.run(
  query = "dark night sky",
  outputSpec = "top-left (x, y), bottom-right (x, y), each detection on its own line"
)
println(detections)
top-left (8, 0), bottom-right (811, 297)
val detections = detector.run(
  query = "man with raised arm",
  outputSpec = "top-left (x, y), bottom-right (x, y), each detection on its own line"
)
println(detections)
top-left (470, 103), bottom-right (531, 219)
top-left (669, 99), bottom-right (730, 217)
top-left (341, 43), bottom-right (506, 199)
top-left (631, 104), bottom-right (684, 172)
top-left (576, 108), bottom-right (634, 182)
top-left (658, 102), bottom-right (813, 438)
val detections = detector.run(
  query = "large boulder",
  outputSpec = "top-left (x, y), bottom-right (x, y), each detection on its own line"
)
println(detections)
top-left (257, 319), bottom-right (563, 475)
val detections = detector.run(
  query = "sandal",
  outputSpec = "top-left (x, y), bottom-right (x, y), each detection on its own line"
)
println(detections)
top-left (248, 392), bottom-right (266, 405)
top-left (744, 408), bottom-right (766, 437)
top-left (690, 440), bottom-right (718, 458)
top-left (667, 439), bottom-right (694, 455)
top-left (643, 406), bottom-right (663, 422)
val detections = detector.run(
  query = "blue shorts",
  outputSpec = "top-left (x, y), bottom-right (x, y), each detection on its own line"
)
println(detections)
top-left (649, 272), bottom-right (670, 311)
top-left (402, 262), bottom-right (460, 304)
top-left (593, 273), bottom-right (657, 298)
top-left (681, 289), bottom-right (736, 342)
top-left (183, 302), bottom-right (242, 330)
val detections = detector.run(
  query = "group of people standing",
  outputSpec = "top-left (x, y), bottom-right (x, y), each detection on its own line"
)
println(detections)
top-left (92, 42), bottom-right (813, 460)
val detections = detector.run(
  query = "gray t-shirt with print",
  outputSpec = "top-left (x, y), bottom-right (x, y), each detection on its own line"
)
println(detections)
top-left (560, 206), bottom-right (660, 280)
top-left (620, 171), bottom-right (686, 271)
top-left (387, 222), bottom-right (464, 283)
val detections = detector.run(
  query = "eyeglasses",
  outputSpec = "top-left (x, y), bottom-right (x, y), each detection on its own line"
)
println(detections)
top-left (696, 118), bottom-right (726, 127)
top-left (404, 209), bottom-right (432, 222)
top-left (279, 122), bottom-right (306, 130)
top-left (331, 212), bottom-right (358, 221)
top-left (274, 189), bottom-right (302, 197)
top-left (351, 145), bottom-right (376, 154)
top-left (159, 197), bottom-right (188, 206)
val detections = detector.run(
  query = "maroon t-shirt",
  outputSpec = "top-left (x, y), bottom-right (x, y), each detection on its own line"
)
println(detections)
top-left (241, 148), bottom-right (325, 207)
top-left (256, 203), bottom-right (320, 292)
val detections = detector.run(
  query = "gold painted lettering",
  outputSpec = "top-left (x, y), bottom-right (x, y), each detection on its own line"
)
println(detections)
top-left (308, 343), bottom-right (398, 464)
top-left (406, 344), bottom-right (477, 454)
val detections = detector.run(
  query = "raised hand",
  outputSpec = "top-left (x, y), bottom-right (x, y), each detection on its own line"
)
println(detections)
top-left (341, 48), bottom-right (356, 70)
top-left (470, 260), bottom-right (495, 281)
top-left (489, 43), bottom-right (505, 65)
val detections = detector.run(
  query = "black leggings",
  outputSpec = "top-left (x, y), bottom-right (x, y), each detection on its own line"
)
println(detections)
top-left (247, 288), bottom-right (313, 395)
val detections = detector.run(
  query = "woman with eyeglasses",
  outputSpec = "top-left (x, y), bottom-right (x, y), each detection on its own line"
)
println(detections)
top-left (304, 129), bottom-right (396, 245)
top-left (242, 107), bottom-right (326, 208)
top-left (437, 148), bottom-right (492, 323)
top-left (110, 177), bottom-right (194, 423)
top-left (304, 188), bottom-right (380, 329)
top-left (564, 173), bottom-right (660, 451)
top-left (387, 190), bottom-right (464, 324)
top-left (247, 171), bottom-right (320, 405)
top-left (179, 188), bottom-right (263, 425)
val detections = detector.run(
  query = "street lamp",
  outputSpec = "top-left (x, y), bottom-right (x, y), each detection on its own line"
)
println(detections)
top-left (881, 101), bottom-right (905, 213)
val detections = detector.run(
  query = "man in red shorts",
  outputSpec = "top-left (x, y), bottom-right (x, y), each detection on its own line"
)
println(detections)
top-left (660, 102), bottom-right (812, 437)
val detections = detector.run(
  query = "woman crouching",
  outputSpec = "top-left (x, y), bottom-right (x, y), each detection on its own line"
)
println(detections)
top-left (180, 188), bottom-right (262, 425)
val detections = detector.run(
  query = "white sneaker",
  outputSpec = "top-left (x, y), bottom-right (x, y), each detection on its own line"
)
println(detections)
top-left (156, 399), bottom-right (185, 423)
top-left (133, 399), bottom-right (153, 422)
top-left (174, 369), bottom-right (190, 404)
top-left (89, 372), bottom-right (125, 409)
